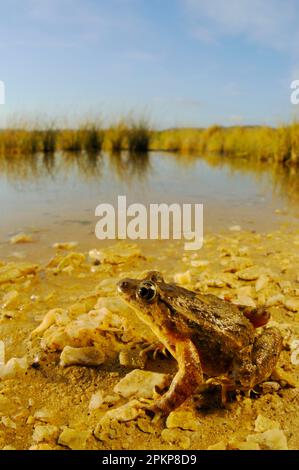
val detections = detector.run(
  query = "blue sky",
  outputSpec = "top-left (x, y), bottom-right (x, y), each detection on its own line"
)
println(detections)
top-left (1, 0), bottom-right (299, 128)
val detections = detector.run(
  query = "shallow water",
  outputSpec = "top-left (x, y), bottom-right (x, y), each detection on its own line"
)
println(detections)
top-left (0, 151), bottom-right (299, 260)
top-left (1, 151), bottom-right (299, 450)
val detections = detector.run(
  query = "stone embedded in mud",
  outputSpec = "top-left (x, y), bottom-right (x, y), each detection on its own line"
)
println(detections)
top-left (233, 295), bottom-right (256, 308)
top-left (1, 416), bottom-right (17, 429)
top-left (89, 391), bottom-right (104, 411)
top-left (260, 381), bottom-right (280, 393)
top-left (60, 346), bottom-right (105, 367)
top-left (246, 429), bottom-right (288, 450)
top-left (29, 443), bottom-right (55, 451)
top-left (284, 298), bottom-right (299, 312)
top-left (190, 259), bottom-right (210, 268)
top-left (52, 242), bottom-right (78, 250)
top-left (0, 356), bottom-right (28, 380)
top-left (229, 225), bottom-right (241, 232)
top-left (113, 369), bottom-right (171, 399)
top-left (33, 408), bottom-right (55, 423)
top-left (0, 262), bottom-right (38, 284)
top-left (10, 233), bottom-right (33, 244)
top-left (174, 271), bottom-right (191, 285)
top-left (47, 252), bottom-right (86, 273)
top-left (290, 339), bottom-right (299, 365)
top-left (207, 441), bottom-right (227, 450)
top-left (222, 257), bottom-right (253, 273)
top-left (205, 278), bottom-right (225, 288)
top-left (166, 410), bottom-right (201, 431)
top-left (40, 327), bottom-right (70, 351)
top-left (237, 267), bottom-right (261, 281)
top-left (100, 400), bottom-right (142, 424)
top-left (255, 274), bottom-right (269, 292)
top-left (31, 308), bottom-right (67, 336)
top-left (271, 367), bottom-right (299, 388)
top-left (265, 294), bottom-right (285, 307)
top-left (254, 415), bottom-right (280, 433)
top-left (32, 425), bottom-right (60, 443)
top-left (89, 243), bottom-right (143, 265)
top-left (229, 440), bottom-right (260, 450)
top-left (58, 428), bottom-right (91, 450)
top-left (161, 429), bottom-right (191, 449)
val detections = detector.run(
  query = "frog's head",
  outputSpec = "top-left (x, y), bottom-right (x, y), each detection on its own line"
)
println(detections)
top-left (117, 271), bottom-right (166, 327)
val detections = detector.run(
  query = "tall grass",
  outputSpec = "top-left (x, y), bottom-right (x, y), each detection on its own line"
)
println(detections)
top-left (126, 118), bottom-right (151, 153)
top-left (1, 118), bottom-right (299, 163)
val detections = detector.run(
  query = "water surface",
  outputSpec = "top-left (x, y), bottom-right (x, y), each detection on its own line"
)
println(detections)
top-left (0, 151), bottom-right (298, 260)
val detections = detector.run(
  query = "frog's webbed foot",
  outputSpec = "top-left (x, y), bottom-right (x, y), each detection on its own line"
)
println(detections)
top-left (140, 341), bottom-right (169, 360)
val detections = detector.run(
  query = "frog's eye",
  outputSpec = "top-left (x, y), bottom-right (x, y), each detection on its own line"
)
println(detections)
top-left (137, 281), bottom-right (157, 302)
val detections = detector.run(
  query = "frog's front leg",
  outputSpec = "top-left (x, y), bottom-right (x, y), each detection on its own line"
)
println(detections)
top-left (149, 338), bottom-right (203, 414)
top-left (234, 327), bottom-right (282, 389)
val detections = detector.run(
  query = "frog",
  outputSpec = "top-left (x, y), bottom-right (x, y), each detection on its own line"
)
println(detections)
top-left (117, 271), bottom-right (282, 414)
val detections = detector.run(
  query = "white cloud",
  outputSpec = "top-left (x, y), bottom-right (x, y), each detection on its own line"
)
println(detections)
top-left (184, 0), bottom-right (299, 51)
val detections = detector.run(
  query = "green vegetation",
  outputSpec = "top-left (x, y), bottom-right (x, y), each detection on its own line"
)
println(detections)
top-left (1, 118), bottom-right (299, 163)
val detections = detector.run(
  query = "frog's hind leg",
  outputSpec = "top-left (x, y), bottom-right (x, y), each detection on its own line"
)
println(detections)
top-left (149, 338), bottom-right (203, 414)
top-left (235, 327), bottom-right (283, 389)
top-left (250, 327), bottom-right (282, 386)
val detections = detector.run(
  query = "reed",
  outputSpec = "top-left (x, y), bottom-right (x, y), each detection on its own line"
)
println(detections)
top-left (81, 124), bottom-right (103, 152)
top-left (126, 118), bottom-right (151, 153)
top-left (1, 117), bottom-right (299, 163)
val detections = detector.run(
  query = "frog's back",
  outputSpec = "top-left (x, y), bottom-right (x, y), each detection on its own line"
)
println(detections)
top-left (161, 283), bottom-right (255, 350)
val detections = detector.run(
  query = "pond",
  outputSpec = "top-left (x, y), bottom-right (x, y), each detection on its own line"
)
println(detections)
top-left (0, 151), bottom-right (299, 261)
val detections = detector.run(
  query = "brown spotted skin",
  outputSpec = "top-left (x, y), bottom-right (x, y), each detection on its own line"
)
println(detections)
top-left (117, 271), bottom-right (282, 413)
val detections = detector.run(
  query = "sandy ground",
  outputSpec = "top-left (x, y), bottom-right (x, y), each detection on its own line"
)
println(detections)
top-left (0, 228), bottom-right (299, 450)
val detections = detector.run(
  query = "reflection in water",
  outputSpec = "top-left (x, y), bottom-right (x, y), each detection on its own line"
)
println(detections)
top-left (0, 150), bottom-right (299, 209)
top-left (109, 151), bottom-right (151, 182)
top-left (0, 150), bottom-right (151, 185)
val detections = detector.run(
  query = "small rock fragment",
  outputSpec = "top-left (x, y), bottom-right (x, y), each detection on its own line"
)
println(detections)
top-left (161, 429), bottom-right (190, 449)
top-left (246, 429), bottom-right (288, 450)
top-left (101, 400), bottom-right (142, 423)
top-left (265, 294), bottom-right (285, 307)
top-left (174, 271), bottom-right (191, 285)
top-left (207, 441), bottom-right (227, 450)
top-left (58, 428), bottom-right (90, 450)
top-left (284, 298), bottom-right (299, 312)
top-left (113, 369), bottom-right (170, 399)
top-left (32, 425), bottom-right (59, 443)
top-left (53, 242), bottom-right (78, 250)
top-left (166, 410), bottom-right (200, 431)
top-left (89, 391), bottom-right (104, 411)
top-left (10, 233), bottom-right (33, 244)
top-left (255, 275), bottom-right (269, 292)
top-left (0, 356), bottom-right (28, 380)
top-left (238, 267), bottom-right (260, 281)
top-left (60, 346), bottom-right (105, 367)
top-left (229, 225), bottom-right (241, 232)
top-left (254, 415), bottom-right (280, 433)
top-left (1, 416), bottom-right (17, 429)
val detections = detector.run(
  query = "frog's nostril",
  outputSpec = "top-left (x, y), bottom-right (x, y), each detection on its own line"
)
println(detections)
top-left (118, 280), bottom-right (129, 292)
